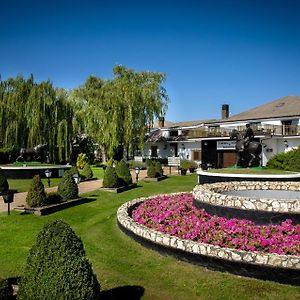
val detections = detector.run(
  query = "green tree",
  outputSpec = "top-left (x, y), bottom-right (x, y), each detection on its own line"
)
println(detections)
top-left (73, 65), bottom-right (169, 159)
top-left (18, 220), bottom-right (100, 300)
top-left (57, 171), bottom-right (79, 200)
top-left (26, 175), bottom-right (46, 207)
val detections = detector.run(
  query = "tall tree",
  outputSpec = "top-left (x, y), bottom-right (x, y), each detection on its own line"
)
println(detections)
top-left (74, 65), bottom-right (169, 159)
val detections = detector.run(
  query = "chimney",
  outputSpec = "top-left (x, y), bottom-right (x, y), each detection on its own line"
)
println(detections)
top-left (221, 104), bottom-right (229, 119)
top-left (158, 116), bottom-right (165, 128)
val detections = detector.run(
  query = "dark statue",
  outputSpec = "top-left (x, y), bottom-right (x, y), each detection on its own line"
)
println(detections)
top-left (230, 124), bottom-right (262, 167)
top-left (16, 144), bottom-right (49, 163)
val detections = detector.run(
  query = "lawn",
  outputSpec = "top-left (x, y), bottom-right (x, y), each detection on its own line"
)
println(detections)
top-left (0, 174), bottom-right (299, 299)
top-left (6, 165), bottom-right (104, 193)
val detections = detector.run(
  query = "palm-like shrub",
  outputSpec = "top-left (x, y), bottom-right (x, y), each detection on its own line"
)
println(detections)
top-left (26, 175), bottom-right (46, 207)
top-left (76, 153), bottom-right (88, 170)
top-left (103, 166), bottom-right (120, 188)
top-left (81, 163), bottom-right (93, 179)
top-left (18, 220), bottom-right (100, 300)
top-left (116, 159), bottom-right (132, 186)
top-left (0, 168), bottom-right (9, 191)
top-left (57, 171), bottom-right (78, 200)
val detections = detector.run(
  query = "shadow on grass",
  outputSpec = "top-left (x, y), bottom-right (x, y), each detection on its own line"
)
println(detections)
top-left (99, 285), bottom-right (145, 300)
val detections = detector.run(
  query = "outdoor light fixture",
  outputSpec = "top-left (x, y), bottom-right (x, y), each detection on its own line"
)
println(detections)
top-left (45, 169), bottom-right (52, 187)
top-left (134, 166), bottom-right (140, 182)
top-left (2, 190), bottom-right (16, 215)
top-left (73, 173), bottom-right (81, 185)
top-left (284, 140), bottom-right (289, 148)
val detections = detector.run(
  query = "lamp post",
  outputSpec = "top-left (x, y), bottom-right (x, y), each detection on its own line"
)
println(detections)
top-left (2, 190), bottom-right (16, 215)
top-left (73, 173), bottom-right (81, 185)
top-left (284, 140), bottom-right (289, 148)
top-left (134, 166), bottom-right (140, 183)
top-left (45, 169), bottom-right (52, 187)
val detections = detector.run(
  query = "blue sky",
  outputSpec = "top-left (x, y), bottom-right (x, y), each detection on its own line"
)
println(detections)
top-left (1, 0), bottom-right (300, 122)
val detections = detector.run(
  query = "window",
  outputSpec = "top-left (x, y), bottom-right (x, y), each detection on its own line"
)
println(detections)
top-left (170, 131), bottom-right (178, 137)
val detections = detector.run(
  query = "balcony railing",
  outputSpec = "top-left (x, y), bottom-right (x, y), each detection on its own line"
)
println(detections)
top-left (187, 125), bottom-right (300, 139)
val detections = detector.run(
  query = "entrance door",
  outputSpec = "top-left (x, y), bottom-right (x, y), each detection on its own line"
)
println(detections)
top-left (169, 143), bottom-right (178, 157)
top-left (201, 140), bottom-right (217, 168)
top-left (223, 151), bottom-right (236, 167)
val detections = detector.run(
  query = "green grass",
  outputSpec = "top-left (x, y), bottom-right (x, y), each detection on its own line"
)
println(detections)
top-left (6, 166), bottom-right (103, 193)
top-left (7, 178), bottom-right (62, 193)
top-left (1, 174), bottom-right (299, 299)
top-left (207, 167), bottom-right (295, 175)
top-left (91, 165), bottom-right (104, 179)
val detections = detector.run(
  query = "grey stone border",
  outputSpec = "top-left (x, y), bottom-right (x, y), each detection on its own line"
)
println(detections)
top-left (117, 193), bottom-right (300, 272)
top-left (193, 181), bottom-right (300, 213)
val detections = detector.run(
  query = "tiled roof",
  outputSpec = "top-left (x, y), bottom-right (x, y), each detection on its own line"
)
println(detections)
top-left (218, 95), bottom-right (300, 123)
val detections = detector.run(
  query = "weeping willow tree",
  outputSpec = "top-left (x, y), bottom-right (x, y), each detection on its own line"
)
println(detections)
top-left (0, 75), bottom-right (74, 162)
top-left (74, 65), bottom-right (169, 159)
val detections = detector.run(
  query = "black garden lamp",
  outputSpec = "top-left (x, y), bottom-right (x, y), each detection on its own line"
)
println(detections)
top-left (134, 166), bottom-right (140, 182)
top-left (45, 169), bottom-right (52, 187)
top-left (73, 173), bottom-right (81, 185)
top-left (2, 190), bottom-right (16, 215)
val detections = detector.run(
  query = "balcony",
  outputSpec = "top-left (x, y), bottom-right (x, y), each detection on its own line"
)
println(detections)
top-left (187, 125), bottom-right (300, 139)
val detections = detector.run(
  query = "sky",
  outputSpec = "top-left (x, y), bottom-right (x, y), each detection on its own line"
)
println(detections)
top-left (1, 0), bottom-right (300, 122)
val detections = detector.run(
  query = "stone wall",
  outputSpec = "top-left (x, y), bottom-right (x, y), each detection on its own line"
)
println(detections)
top-left (193, 181), bottom-right (300, 213)
top-left (117, 194), bottom-right (300, 282)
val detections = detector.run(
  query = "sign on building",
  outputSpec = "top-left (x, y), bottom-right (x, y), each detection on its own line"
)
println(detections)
top-left (134, 156), bottom-right (143, 162)
top-left (217, 141), bottom-right (236, 150)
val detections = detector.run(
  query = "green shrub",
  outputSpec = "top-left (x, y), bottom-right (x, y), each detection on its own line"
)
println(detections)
top-left (45, 192), bottom-right (63, 205)
top-left (116, 159), bottom-right (132, 186)
top-left (180, 160), bottom-right (191, 171)
top-left (155, 161), bottom-right (163, 177)
top-left (0, 168), bottom-right (9, 191)
top-left (26, 175), bottom-right (46, 207)
top-left (0, 278), bottom-right (13, 300)
top-left (18, 220), bottom-right (100, 300)
top-left (267, 147), bottom-right (300, 171)
top-left (68, 165), bottom-right (79, 176)
top-left (145, 158), bottom-right (153, 167)
top-left (57, 171), bottom-right (79, 200)
top-left (147, 164), bottom-right (157, 178)
top-left (103, 166), bottom-right (120, 188)
top-left (80, 163), bottom-right (93, 179)
top-left (76, 153), bottom-right (88, 170)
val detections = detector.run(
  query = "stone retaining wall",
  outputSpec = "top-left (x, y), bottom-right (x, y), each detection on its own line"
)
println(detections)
top-left (193, 181), bottom-right (300, 213)
top-left (117, 194), bottom-right (300, 277)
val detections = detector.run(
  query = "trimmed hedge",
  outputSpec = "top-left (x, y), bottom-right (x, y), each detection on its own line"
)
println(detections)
top-left (18, 220), bottom-right (100, 300)
top-left (155, 161), bottom-right (163, 177)
top-left (80, 163), bottom-right (93, 180)
top-left (26, 175), bottom-right (46, 207)
top-left (116, 159), bottom-right (132, 185)
top-left (103, 166), bottom-right (120, 188)
top-left (57, 171), bottom-right (79, 200)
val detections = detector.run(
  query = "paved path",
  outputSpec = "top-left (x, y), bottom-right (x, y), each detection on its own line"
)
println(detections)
top-left (0, 167), bottom-right (180, 213)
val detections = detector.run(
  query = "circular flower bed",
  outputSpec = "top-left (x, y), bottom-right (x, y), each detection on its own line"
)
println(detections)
top-left (131, 193), bottom-right (300, 256)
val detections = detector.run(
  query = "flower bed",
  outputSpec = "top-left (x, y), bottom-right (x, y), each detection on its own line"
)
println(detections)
top-left (131, 193), bottom-right (300, 256)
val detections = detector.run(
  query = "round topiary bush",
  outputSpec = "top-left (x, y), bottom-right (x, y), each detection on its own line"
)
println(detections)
top-left (18, 220), bottom-right (100, 300)
top-left (26, 175), bottom-right (46, 207)
top-left (147, 164), bottom-right (157, 178)
top-left (0, 278), bottom-right (13, 300)
top-left (57, 171), bottom-right (79, 200)
top-left (115, 159), bottom-right (132, 186)
top-left (80, 163), bottom-right (93, 180)
top-left (155, 161), bottom-right (163, 177)
top-left (0, 168), bottom-right (9, 191)
top-left (103, 166), bottom-right (120, 188)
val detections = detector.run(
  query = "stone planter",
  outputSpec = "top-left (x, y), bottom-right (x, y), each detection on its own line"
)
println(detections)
top-left (117, 194), bottom-right (300, 285)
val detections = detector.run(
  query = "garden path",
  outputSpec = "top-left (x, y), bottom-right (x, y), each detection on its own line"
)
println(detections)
top-left (0, 167), bottom-right (179, 213)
